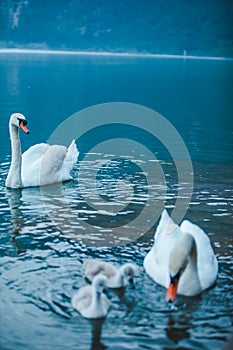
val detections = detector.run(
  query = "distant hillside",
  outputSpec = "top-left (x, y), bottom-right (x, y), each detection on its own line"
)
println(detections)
top-left (0, 0), bottom-right (232, 57)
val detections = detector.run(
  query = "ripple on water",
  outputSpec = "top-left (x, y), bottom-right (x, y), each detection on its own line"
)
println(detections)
top-left (0, 160), bottom-right (233, 350)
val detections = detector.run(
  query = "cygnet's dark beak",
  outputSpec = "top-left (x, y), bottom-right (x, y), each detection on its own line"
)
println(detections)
top-left (103, 287), bottom-right (112, 299)
top-left (129, 277), bottom-right (135, 289)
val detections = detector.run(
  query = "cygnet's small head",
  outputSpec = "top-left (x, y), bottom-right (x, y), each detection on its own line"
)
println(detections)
top-left (93, 274), bottom-right (108, 293)
top-left (121, 263), bottom-right (137, 286)
top-left (10, 113), bottom-right (30, 134)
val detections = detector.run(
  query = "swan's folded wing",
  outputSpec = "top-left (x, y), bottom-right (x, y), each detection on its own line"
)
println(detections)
top-left (21, 142), bottom-right (78, 187)
top-left (22, 143), bottom-right (68, 186)
top-left (22, 143), bottom-right (49, 187)
top-left (72, 285), bottom-right (92, 311)
top-left (84, 260), bottom-right (105, 281)
top-left (84, 260), bottom-right (117, 281)
top-left (40, 145), bottom-right (67, 184)
top-left (180, 220), bottom-right (218, 289)
top-left (22, 143), bottom-right (49, 164)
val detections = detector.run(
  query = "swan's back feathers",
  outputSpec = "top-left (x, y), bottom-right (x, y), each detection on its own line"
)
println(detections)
top-left (22, 143), bottom-right (49, 164)
top-left (40, 145), bottom-right (67, 181)
top-left (22, 143), bottom-right (50, 187)
top-left (21, 140), bottom-right (78, 187)
top-left (72, 285), bottom-right (92, 311)
top-left (84, 259), bottom-right (117, 282)
top-left (22, 144), bottom-right (67, 186)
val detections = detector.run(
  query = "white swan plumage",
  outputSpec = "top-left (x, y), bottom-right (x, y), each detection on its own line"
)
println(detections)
top-left (143, 209), bottom-right (218, 302)
top-left (72, 274), bottom-right (111, 319)
top-left (6, 113), bottom-right (79, 188)
top-left (83, 259), bottom-right (136, 288)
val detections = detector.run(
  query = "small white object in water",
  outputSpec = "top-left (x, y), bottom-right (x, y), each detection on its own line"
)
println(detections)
top-left (83, 259), bottom-right (137, 288)
top-left (72, 274), bottom-right (111, 319)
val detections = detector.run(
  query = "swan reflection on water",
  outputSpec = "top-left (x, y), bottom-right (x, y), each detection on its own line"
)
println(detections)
top-left (6, 181), bottom-right (116, 250)
top-left (6, 188), bottom-right (26, 255)
top-left (89, 318), bottom-right (107, 350)
top-left (5, 185), bottom-right (59, 254)
top-left (6, 188), bottom-right (23, 235)
top-left (165, 296), bottom-right (201, 345)
top-left (5, 186), bottom-right (107, 350)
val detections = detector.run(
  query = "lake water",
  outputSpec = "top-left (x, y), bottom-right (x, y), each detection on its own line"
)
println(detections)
top-left (0, 51), bottom-right (233, 350)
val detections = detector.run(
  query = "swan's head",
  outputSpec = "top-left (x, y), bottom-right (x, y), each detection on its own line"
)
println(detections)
top-left (10, 113), bottom-right (30, 134)
top-left (120, 263), bottom-right (137, 286)
top-left (166, 234), bottom-right (194, 303)
top-left (92, 274), bottom-right (108, 294)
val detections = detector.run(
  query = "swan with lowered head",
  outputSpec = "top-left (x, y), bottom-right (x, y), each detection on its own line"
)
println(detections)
top-left (72, 274), bottom-right (111, 319)
top-left (83, 259), bottom-right (137, 288)
top-left (6, 113), bottom-right (78, 188)
top-left (143, 209), bottom-right (218, 302)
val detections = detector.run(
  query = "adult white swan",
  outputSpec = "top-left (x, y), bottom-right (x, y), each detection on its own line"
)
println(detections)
top-left (143, 209), bottom-right (218, 302)
top-left (6, 113), bottom-right (79, 188)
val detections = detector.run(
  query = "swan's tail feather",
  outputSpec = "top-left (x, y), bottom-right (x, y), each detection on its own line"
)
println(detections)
top-left (154, 209), bottom-right (178, 239)
top-left (62, 140), bottom-right (79, 180)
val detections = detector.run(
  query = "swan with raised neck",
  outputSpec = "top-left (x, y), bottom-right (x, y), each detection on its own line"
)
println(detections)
top-left (5, 113), bottom-right (78, 188)
top-left (6, 113), bottom-right (29, 189)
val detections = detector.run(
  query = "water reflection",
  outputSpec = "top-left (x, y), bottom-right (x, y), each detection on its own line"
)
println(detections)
top-left (7, 62), bottom-right (20, 96)
top-left (39, 180), bottom-right (154, 248)
top-left (5, 186), bottom-right (52, 254)
top-left (165, 314), bottom-right (191, 344)
top-left (6, 188), bottom-right (26, 254)
top-left (224, 335), bottom-right (233, 350)
top-left (165, 297), bottom-right (201, 345)
top-left (6, 188), bottom-right (23, 235)
top-left (89, 319), bottom-right (107, 350)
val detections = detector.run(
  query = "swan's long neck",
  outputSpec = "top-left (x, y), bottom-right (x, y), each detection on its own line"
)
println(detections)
top-left (90, 288), bottom-right (104, 316)
top-left (115, 268), bottom-right (125, 287)
top-left (6, 124), bottom-right (23, 188)
top-left (183, 244), bottom-right (201, 293)
top-left (172, 234), bottom-right (202, 295)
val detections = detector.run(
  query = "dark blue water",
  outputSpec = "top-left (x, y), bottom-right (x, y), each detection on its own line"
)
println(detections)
top-left (0, 52), bottom-right (232, 350)
top-left (0, 52), bottom-right (232, 163)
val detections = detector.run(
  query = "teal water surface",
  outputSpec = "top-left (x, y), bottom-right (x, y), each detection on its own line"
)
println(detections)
top-left (0, 52), bottom-right (232, 350)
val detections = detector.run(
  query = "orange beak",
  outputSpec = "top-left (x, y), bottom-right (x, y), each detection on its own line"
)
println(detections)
top-left (19, 121), bottom-right (30, 134)
top-left (166, 276), bottom-right (179, 303)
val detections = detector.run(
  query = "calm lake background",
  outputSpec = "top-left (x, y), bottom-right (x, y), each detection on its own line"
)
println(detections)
top-left (0, 52), bottom-right (232, 350)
